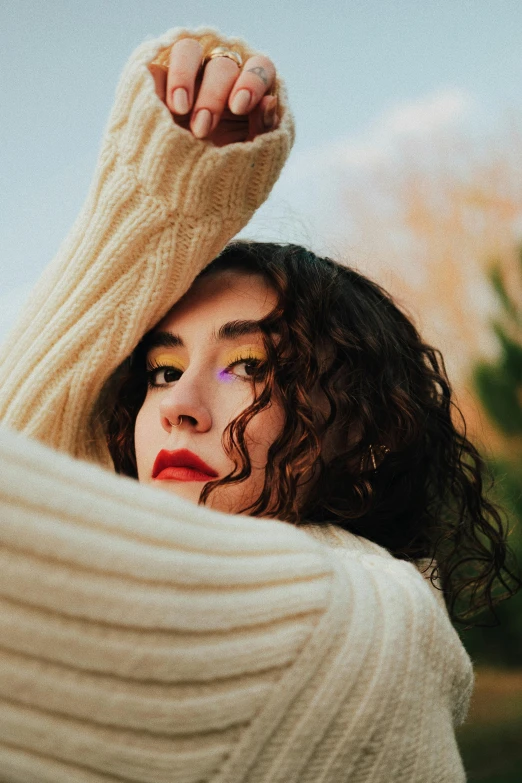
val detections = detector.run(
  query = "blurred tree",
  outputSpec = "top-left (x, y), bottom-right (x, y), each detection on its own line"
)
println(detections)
top-left (339, 117), bottom-right (522, 418)
top-left (474, 255), bottom-right (522, 437)
top-left (458, 252), bottom-right (522, 667)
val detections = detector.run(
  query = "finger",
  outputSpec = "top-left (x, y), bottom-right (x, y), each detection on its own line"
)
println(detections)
top-left (229, 55), bottom-right (276, 115)
top-left (190, 56), bottom-right (241, 139)
top-left (166, 38), bottom-right (204, 115)
top-left (261, 94), bottom-right (278, 130)
top-left (248, 95), bottom-right (279, 140)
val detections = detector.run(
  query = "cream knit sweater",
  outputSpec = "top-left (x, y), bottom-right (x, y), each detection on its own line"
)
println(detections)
top-left (0, 25), bottom-right (474, 783)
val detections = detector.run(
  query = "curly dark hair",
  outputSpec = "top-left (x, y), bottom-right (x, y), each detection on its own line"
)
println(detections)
top-left (104, 241), bottom-right (521, 628)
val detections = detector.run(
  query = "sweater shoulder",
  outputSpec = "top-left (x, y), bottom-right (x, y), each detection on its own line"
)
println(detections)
top-left (300, 521), bottom-right (475, 727)
top-left (300, 521), bottom-right (458, 624)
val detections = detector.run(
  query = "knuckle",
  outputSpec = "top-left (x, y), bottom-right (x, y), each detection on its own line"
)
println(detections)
top-left (168, 39), bottom-right (204, 82)
top-left (240, 55), bottom-right (276, 91)
top-left (193, 97), bottom-right (223, 115)
top-left (206, 55), bottom-right (239, 74)
top-left (194, 82), bottom-right (230, 113)
top-left (169, 67), bottom-right (196, 85)
top-left (170, 37), bottom-right (204, 57)
top-left (195, 64), bottom-right (238, 111)
top-left (251, 54), bottom-right (275, 70)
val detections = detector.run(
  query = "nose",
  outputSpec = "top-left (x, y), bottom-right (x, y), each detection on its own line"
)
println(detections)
top-left (158, 374), bottom-right (212, 433)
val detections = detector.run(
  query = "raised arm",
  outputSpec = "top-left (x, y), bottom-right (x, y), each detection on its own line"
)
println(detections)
top-left (0, 26), bottom-right (294, 466)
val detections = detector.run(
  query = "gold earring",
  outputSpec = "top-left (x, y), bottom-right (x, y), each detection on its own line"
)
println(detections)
top-left (361, 444), bottom-right (390, 472)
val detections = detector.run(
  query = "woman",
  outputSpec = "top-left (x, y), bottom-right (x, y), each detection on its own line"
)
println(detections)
top-left (0, 24), bottom-right (518, 783)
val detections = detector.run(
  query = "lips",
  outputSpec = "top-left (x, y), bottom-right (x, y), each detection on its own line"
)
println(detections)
top-left (152, 449), bottom-right (219, 481)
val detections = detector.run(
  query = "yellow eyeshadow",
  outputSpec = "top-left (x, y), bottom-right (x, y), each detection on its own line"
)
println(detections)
top-left (222, 345), bottom-right (267, 365)
top-left (147, 347), bottom-right (266, 373)
top-left (148, 353), bottom-right (186, 371)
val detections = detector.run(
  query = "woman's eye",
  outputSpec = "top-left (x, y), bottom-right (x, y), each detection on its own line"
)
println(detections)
top-left (145, 357), bottom-right (266, 388)
top-left (146, 365), bottom-right (182, 388)
top-left (230, 358), bottom-right (266, 379)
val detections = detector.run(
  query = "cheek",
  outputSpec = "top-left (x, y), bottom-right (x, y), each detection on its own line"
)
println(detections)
top-left (134, 401), bottom-right (156, 463)
top-left (217, 369), bottom-right (236, 383)
top-left (244, 399), bottom-right (285, 454)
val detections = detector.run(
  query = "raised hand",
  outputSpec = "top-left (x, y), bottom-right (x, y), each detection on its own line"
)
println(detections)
top-left (148, 38), bottom-right (279, 147)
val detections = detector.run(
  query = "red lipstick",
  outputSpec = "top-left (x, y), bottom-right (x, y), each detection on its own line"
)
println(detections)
top-left (152, 449), bottom-right (219, 482)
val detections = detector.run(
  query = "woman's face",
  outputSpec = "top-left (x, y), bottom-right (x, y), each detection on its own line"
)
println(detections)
top-left (134, 269), bottom-right (284, 514)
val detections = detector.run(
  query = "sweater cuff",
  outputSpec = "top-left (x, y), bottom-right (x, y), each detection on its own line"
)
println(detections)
top-left (105, 26), bottom-right (295, 223)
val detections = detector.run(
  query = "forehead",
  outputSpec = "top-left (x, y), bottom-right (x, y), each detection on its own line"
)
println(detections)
top-left (157, 270), bottom-right (277, 334)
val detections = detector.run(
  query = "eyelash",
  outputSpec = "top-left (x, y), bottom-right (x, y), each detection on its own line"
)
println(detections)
top-left (145, 355), bottom-right (266, 389)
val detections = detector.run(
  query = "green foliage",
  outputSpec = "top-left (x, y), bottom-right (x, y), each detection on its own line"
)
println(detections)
top-left (474, 359), bottom-right (522, 434)
top-left (457, 458), bottom-right (522, 667)
top-left (456, 665), bottom-right (522, 783)
top-left (489, 264), bottom-right (517, 320)
top-left (458, 710), bottom-right (522, 783)
top-left (472, 260), bottom-right (522, 435)
top-left (463, 254), bottom-right (522, 668)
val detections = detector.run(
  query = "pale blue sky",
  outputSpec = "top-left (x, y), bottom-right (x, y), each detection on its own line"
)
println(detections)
top-left (1, 0), bottom-right (522, 338)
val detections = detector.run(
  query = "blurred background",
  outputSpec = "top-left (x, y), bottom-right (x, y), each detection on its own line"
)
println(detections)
top-left (1, 2), bottom-right (521, 778)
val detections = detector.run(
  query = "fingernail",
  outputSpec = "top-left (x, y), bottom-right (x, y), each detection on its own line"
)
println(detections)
top-left (230, 88), bottom-right (251, 115)
top-left (192, 108), bottom-right (212, 138)
top-left (172, 87), bottom-right (189, 114)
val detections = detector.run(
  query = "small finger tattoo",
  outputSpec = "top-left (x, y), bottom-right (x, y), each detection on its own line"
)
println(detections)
top-left (247, 66), bottom-right (268, 86)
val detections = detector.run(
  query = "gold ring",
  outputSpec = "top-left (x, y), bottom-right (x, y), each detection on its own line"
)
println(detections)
top-left (204, 46), bottom-right (243, 69)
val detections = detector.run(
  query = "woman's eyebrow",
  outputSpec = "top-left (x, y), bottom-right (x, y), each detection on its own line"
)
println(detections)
top-left (143, 331), bottom-right (183, 352)
top-left (215, 319), bottom-right (267, 341)
top-left (142, 320), bottom-right (269, 352)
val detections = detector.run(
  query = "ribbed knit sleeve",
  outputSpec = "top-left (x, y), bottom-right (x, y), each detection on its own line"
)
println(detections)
top-left (0, 26), bottom-right (295, 466)
top-left (0, 425), bottom-right (473, 783)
